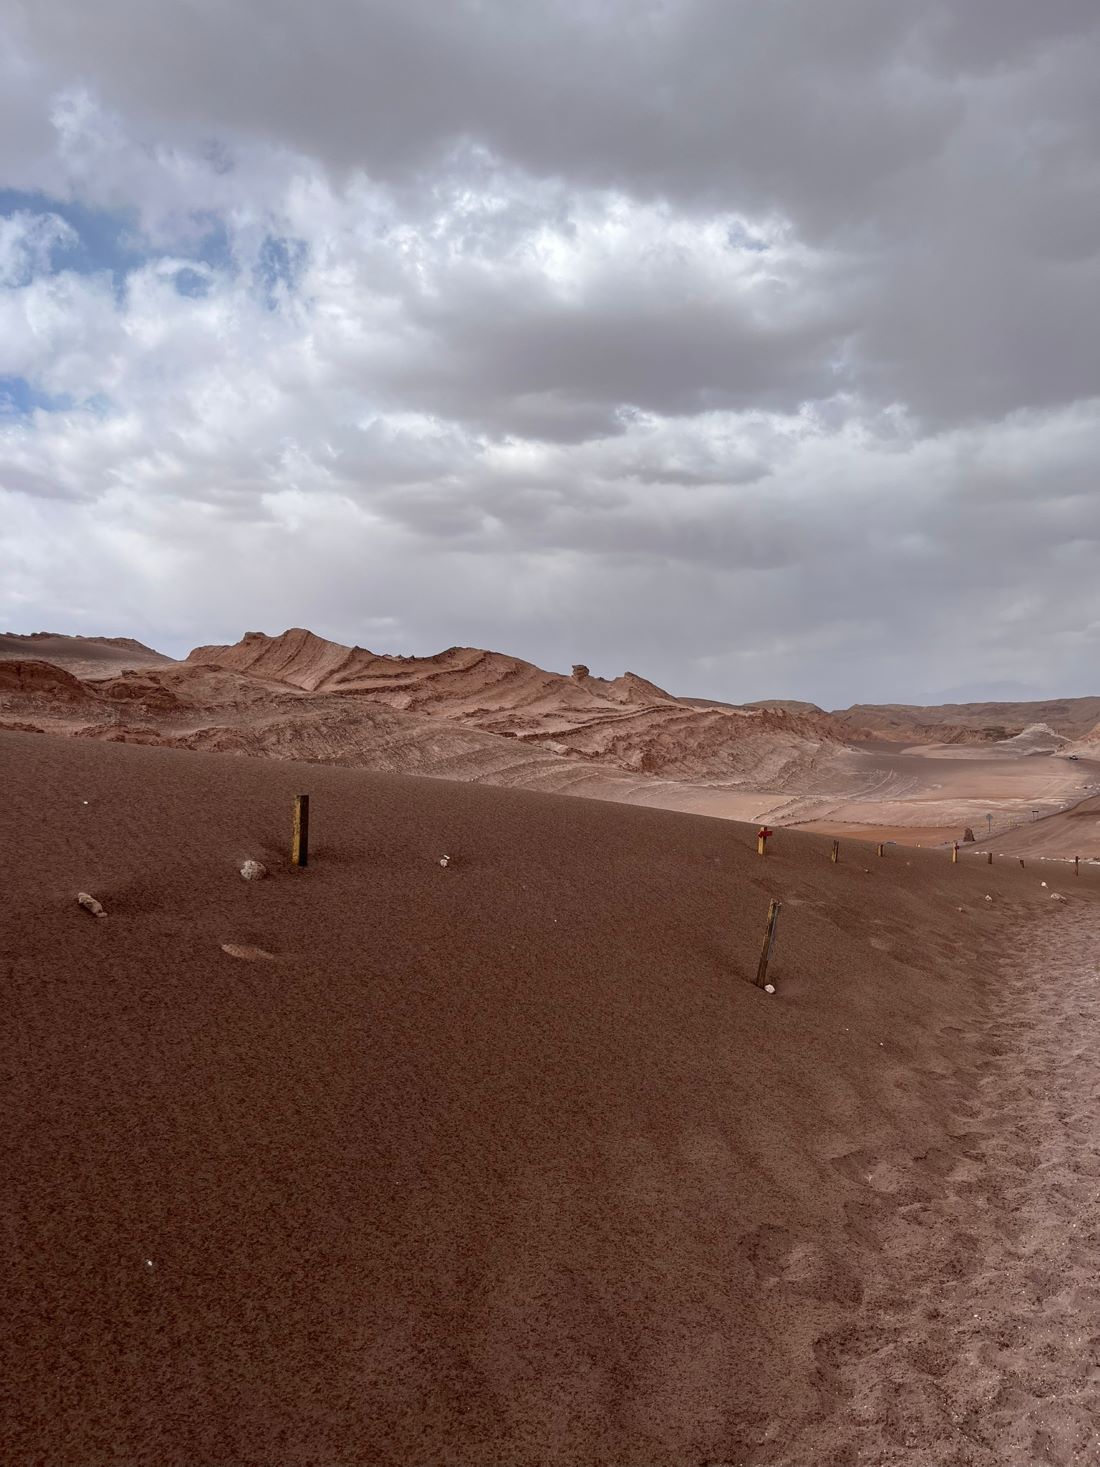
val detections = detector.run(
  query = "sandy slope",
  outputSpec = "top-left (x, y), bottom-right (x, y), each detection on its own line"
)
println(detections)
top-left (777, 900), bottom-right (1100, 1466)
top-left (3, 729), bottom-right (1097, 1465)
top-left (788, 743), bottom-right (1100, 848)
top-left (960, 791), bottom-right (1100, 863)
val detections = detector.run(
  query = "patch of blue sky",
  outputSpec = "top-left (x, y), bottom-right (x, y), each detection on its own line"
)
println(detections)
top-left (0, 375), bottom-right (74, 417)
top-left (254, 234), bottom-right (308, 308)
top-left (173, 265), bottom-right (213, 298)
top-left (0, 376), bottom-right (111, 419)
top-left (0, 188), bottom-right (143, 285)
top-left (0, 190), bottom-right (238, 292)
top-left (186, 211), bottom-right (235, 273)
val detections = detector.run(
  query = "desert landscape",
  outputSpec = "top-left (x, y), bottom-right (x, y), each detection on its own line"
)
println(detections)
top-left (7, 4), bottom-right (1100, 1461)
top-left (5, 630), bottom-right (1100, 1464)
top-left (5, 628), bottom-right (1100, 860)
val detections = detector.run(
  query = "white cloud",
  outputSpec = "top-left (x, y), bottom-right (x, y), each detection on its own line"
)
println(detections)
top-left (2, 2), bottom-right (1100, 704)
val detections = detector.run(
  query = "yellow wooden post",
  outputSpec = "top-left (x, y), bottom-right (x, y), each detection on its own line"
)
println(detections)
top-left (877, 843), bottom-right (884, 858)
top-left (755, 898), bottom-right (781, 988)
top-left (291, 794), bottom-right (310, 867)
top-left (952, 842), bottom-right (958, 864)
top-left (831, 839), bottom-right (839, 864)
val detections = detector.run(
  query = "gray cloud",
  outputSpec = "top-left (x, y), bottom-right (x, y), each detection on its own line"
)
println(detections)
top-left (1, 1), bottom-right (1099, 704)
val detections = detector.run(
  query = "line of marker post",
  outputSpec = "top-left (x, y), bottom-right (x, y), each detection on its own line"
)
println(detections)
top-left (286, 798), bottom-right (1090, 1002)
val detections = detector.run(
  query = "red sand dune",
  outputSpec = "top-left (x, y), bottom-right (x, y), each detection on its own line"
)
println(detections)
top-left (3, 728), bottom-right (1091, 1465)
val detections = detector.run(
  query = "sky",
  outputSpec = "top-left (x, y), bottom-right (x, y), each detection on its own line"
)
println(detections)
top-left (2, 0), bottom-right (1099, 707)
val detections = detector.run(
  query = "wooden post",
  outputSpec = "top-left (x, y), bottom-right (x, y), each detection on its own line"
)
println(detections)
top-left (757, 834), bottom-right (766, 856)
top-left (877, 843), bottom-right (884, 858)
top-left (831, 840), bottom-right (840, 864)
top-left (987, 851), bottom-right (993, 865)
top-left (1019, 858), bottom-right (1025, 868)
top-left (1075, 856), bottom-right (1080, 877)
top-left (291, 794), bottom-right (310, 867)
top-left (755, 898), bottom-right (782, 989)
top-left (952, 842), bottom-right (959, 864)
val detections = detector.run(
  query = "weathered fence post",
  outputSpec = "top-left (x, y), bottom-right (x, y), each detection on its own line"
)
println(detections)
top-left (756, 898), bottom-right (782, 989)
top-left (877, 843), bottom-right (885, 858)
top-left (291, 794), bottom-right (310, 867)
top-left (952, 842), bottom-right (959, 864)
top-left (1075, 856), bottom-right (1080, 877)
top-left (987, 851), bottom-right (993, 865)
top-left (831, 839), bottom-right (840, 864)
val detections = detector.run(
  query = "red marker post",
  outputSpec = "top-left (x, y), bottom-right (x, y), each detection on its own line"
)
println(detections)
top-left (757, 825), bottom-right (774, 857)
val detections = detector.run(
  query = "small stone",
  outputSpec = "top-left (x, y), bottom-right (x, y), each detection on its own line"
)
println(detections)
top-left (985, 895), bottom-right (993, 902)
top-left (240, 860), bottom-right (267, 881)
top-left (1050, 892), bottom-right (1068, 903)
top-left (764, 984), bottom-right (775, 994)
top-left (439, 855), bottom-right (451, 867)
top-left (1040, 880), bottom-right (1047, 887)
top-left (221, 943), bottom-right (276, 960)
top-left (77, 892), bottom-right (106, 918)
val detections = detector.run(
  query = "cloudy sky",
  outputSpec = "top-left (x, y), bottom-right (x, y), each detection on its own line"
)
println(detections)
top-left (2, 1), bottom-right (1098, 705)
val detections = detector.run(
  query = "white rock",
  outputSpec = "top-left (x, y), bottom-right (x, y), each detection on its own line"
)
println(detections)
top-left (240, 860), bottom-right (267, 881)
top-left (1050, 892), bottom-right (1068, 903)
top-left (1041, 881), bottom-right (1047, 887)
top-left (985, 895), bottom-right (993, 901)
top-left (439, 854), bottom-right (451, 867)
top-left (764, 984), bottom-right (776, 994)
top-left (77, 892), bottom-right (106, 918)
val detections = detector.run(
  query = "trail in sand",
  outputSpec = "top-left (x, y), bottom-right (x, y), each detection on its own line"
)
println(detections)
top-left (778, 903), bottom-right (1100, 1467)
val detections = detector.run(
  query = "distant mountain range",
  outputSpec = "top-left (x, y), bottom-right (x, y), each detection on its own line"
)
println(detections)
top-left (3, 630), bottom-right (1098, 818)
